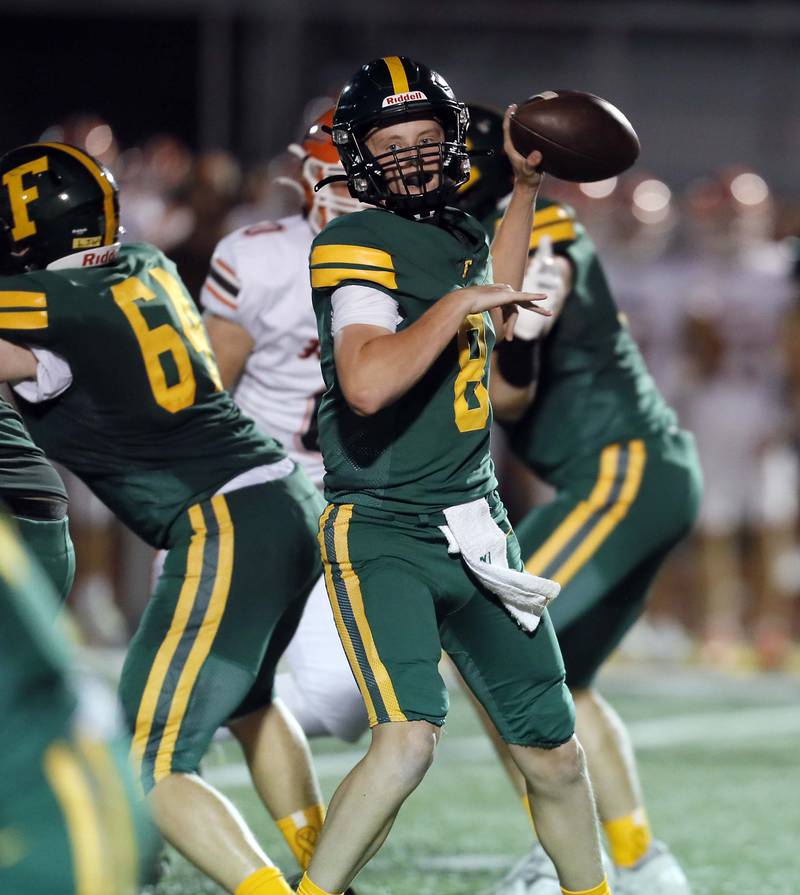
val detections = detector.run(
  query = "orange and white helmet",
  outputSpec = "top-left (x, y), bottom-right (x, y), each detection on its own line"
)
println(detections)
top-left (289, 108), bottom-right (365, 233)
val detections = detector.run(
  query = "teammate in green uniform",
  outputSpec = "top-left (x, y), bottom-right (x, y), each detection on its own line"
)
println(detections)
top-left (0, 510), bottom-right (157, 894)
top-left (457, 105), bottom-right (702, 895)
top-left (295, 56), bottom-right (611, 895)
top-left (0, 394), bottom-right (74, 600)
top-left (0, 142), bottom-right (329, 895)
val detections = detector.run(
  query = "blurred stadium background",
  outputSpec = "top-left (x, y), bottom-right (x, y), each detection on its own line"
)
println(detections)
top-left (2, 2), bottom-right (799, 893)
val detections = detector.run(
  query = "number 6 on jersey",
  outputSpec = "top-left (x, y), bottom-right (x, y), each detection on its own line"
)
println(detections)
top-left (112, 267), bottom-right (222, 413)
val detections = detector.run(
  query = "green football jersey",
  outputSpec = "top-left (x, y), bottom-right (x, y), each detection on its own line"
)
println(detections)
top-left (483, 199), bottom-right (677, 485)
top-left (0, 244), bottom-right (285, 547)
top-left (0, 515), bottom-right (75, 784)
top-left (310, 207), bottom-right (497, 512)
top-left (0, 396), bottom-right (67, 502)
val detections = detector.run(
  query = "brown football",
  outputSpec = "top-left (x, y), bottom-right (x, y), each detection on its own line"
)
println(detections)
top-left (509, 90), bottom-right (640, 182)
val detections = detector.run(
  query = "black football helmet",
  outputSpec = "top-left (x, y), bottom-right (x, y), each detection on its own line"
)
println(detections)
top-left (326, 56), bottom-right (470, 218)
top-left (0, 142), bottom-right (121, 275)
top-left (456, 104), bottom-right (514, 221)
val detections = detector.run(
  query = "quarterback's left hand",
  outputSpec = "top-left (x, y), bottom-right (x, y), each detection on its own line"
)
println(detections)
top-left (503, 105), bottom-right (544, 192)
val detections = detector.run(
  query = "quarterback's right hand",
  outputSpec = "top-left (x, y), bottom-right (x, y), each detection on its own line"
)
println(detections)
top-left (457, 282), bottom-right (551, 316)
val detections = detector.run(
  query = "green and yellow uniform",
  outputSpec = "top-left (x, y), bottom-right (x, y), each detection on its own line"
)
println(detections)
top-left (0, 396), bottom-right (74, 600)
top-left (486, 200), bottom-right (703, 687)
top-left (0, 514), bottom-right (157, 894)
top-left (311, 208), bottom-right (573, 745)
top-left (0, 244), bottom-right (324, 791)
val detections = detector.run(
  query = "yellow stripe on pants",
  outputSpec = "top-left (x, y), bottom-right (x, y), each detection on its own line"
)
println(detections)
top-left (130, 503), bottom-right (206, 779)
top-left (553, 441), bottom-right (647, 586)
top-left (318, 504), bottom-right (378, 726)
top-left (153, 494), bottom-right (235, 783)
top-left (525, 444), bottom-right (621, 577)
top-left (334, 505), bottom-right (406, 722)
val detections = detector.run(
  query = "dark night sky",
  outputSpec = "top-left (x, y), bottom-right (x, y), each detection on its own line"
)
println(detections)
top-left (0, 15), bottom-right (199, 153)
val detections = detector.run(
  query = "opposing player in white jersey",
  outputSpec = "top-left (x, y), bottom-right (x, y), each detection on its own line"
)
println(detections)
top-left (202, 110), bottom-right (369, 743)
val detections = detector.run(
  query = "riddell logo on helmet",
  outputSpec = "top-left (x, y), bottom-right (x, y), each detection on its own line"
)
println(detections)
top-left (382, 90), bottom-right (427, 107)
top-left (82, 246), bottom-right (119, 267)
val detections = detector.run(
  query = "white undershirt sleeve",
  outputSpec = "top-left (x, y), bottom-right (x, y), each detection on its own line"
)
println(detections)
top-left (12, 348), bottom-right (73, 403)
top-left (331, 285), bottom-right (401, 336)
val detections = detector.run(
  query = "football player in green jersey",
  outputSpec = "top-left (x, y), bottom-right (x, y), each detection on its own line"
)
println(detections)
top-left (0, 393), bottom-right (75, 600)
top-left (297, 57), bottom-right (611, 895)
top-left (457, 105), bottom-right (702, 895)
top-left (0, 510), bottom-right (157, 894)
top-left (0, 142), bottom-right (331, 895)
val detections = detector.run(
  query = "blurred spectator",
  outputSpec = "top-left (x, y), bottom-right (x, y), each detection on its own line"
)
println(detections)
top-left (168, 149), bottom-right (242, 297)
top-left (118, 134), bottom-right (195, 250)
top-left (675, 170), bottom-right (798, 669)
top-left (224, 152), bottom-right (304, 232)
top-left (41, 113), bottom-right (121, 171)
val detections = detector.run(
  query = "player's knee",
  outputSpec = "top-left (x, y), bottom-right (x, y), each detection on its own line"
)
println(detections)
top-left (511, 734), bottom-right (587, 797)
top-left (145, 768), bottom-right (196, 803)
top-left (371, 720), bottom-right (441, 791)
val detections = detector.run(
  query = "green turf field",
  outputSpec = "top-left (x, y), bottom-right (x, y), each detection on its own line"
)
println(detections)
top-left (152, 666), bottom-right (800, 895)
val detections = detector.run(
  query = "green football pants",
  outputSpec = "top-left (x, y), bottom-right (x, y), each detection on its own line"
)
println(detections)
top-left (318, 495), bottom-right (575, 747)
top-left (516, 430), bottom-right (702, 688)
top-left (14, 514), bottom-right (75, 603)
top-left (119, 466), bottom-right (325, 793)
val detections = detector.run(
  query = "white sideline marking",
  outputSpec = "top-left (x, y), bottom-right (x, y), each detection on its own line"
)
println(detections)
top-left (203, 704), bottom-right (800, 789)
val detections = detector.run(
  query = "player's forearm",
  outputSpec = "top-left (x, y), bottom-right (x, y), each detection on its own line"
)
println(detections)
top-left (490, 182), bottom-right (539, 291)
top-left (337, 290), bottom-right (472, 415)
top-left (203, 314), bottom-right (254, 391)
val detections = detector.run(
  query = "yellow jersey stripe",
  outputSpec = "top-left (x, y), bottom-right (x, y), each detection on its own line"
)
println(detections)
top-left (335, 505), bottom-right (406, 721)
top-left (130, 503), bottom-right (206, 778)
top-left (310, 244), bottom-right (394, 270)
top-left (40, 142), bottom-right (117, 246)
top-left (383, 56), bottom-right (410, 94)
top-left (525, 444), bottom-right (620, 576)
top-left (532, 205), bottom-right (570, 229)
top-left (44, 741), bottom-right (108, 895)
top-left (0, 309), bottom-right (48, 329)
top-left (529, 220), bottom-right (576, 249)
top-left (76, 737), bottom-right (138, 890)
top-left (311, 266), bottom-right (397, 290)
top-left (153, 494), bottom-right (234, 783)
top-left (0, 291), bottom-right (46, 309)
top-left (318, 504), bottom-right (378, 726)
top-left (553, 441), bottom-right (647, 586)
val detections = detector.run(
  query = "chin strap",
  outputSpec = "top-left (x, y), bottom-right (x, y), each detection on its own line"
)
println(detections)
top-left (314, 173), bottom-right (349, 192)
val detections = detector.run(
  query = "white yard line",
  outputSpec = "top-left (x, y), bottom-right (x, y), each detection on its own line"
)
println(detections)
top-left (204, 703), bottom-right (800, 788)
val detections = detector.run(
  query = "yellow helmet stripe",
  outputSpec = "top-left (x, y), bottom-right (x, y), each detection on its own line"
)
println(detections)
top-left (383, 56), bottom-right (410, 95)
top-left (39, 142), bottom-right (117, 246)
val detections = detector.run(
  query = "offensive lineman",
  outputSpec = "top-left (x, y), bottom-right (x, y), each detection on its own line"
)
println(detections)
top-left (0, 142), bottom-right (329, 895)
top-left (297, 56), bottom-right (612, 895)
top-left (201, 110), bottom-right (369, 744)
top-left (457, 107), bottom-right (701, 895)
